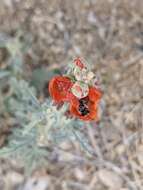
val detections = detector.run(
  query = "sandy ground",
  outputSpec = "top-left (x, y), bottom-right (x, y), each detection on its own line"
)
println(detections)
top-left (0, 0), bottom-right (143, 189)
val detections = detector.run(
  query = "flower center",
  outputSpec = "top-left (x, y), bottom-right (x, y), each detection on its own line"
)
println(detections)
top-left (78, 98), bottom-right (89, 116)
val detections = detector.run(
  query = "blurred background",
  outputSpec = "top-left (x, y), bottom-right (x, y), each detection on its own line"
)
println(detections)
top-left (0, 0), bottom-right (143, 189)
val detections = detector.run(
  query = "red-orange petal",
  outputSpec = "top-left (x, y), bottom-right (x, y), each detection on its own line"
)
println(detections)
top-left (88, 87), bottom-right (102, 103)
top-left (49, 76), bottom-right (73, 103)
top-left (70, 102), bottom-right (98, 121)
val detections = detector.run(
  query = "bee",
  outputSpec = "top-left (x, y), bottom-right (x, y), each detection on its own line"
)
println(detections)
top-left (78, 98), bottom-right (89, 116)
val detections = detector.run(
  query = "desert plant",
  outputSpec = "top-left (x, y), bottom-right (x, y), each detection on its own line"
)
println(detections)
top-left (0, 34), bottom-right (100, 173)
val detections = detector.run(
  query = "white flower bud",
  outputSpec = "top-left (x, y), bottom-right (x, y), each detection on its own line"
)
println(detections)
top-left (71, 81), bottom-right (89, 99)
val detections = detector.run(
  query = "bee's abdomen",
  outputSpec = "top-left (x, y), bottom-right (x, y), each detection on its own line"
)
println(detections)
top-left (79, 99), bottom-right (89, 116)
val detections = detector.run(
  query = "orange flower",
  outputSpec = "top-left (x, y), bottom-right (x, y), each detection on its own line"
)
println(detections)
top-left (70, 87), bottom-right (102, 121)
top-left (49, 58), bottom-right (102, 122)
top-left (49, 76), bottom-right (73, 103)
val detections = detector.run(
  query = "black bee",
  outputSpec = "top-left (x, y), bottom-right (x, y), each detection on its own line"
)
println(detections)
top-left (78, 98), bottom-right (89, 116)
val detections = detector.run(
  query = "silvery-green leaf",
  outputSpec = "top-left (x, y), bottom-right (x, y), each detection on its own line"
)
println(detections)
top-left (0, 71), bottom-right (10, 79)
top-left (0, 33), bottom-right (10, 47)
